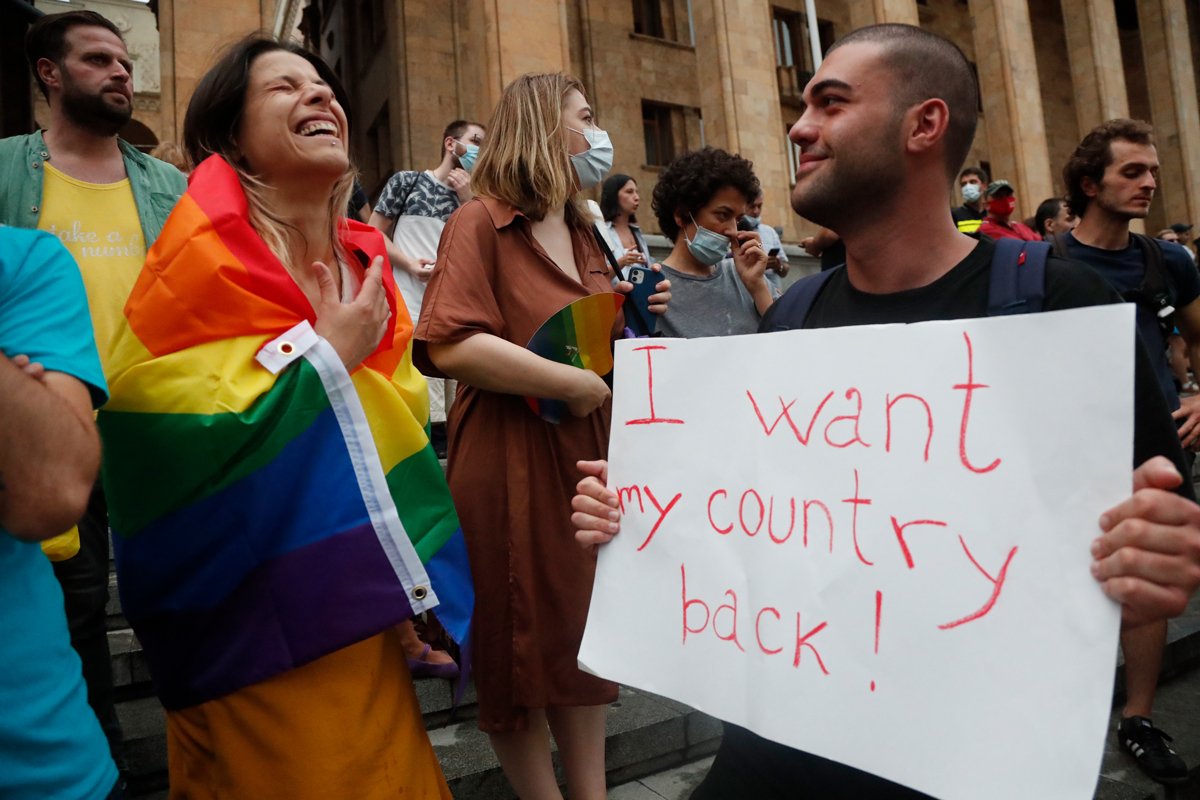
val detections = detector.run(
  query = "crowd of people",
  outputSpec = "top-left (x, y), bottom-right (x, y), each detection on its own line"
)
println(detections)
top-left (5, 10), bottom-right (1200, 800)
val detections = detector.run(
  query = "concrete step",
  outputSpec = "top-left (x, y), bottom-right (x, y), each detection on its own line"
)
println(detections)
top-left (112, 593), bottom-right (1200, 798)
top-left (429, 685), bottom-right (721, 800)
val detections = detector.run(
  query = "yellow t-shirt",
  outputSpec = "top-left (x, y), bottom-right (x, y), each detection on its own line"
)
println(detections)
top-left (38, 162), bottom-right (145, 375)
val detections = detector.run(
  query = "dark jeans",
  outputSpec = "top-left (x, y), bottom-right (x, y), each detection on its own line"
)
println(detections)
top-left (691, 724), bottom-right (932, 800)
top-left (52, 484), bottom-right (125, 771)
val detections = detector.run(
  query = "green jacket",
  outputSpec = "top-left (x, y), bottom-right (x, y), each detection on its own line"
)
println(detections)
top-left (0, 130), bottom-right (186, 244)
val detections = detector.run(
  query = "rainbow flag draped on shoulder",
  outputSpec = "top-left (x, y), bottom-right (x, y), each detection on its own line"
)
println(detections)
top-left (98, 156), bottom-right (473, 710)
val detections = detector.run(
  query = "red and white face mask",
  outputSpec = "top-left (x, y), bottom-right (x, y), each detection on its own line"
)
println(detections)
top-left (988, 196), bottom-right (1016, 217)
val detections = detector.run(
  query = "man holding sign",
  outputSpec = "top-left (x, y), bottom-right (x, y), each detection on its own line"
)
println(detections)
top-left (573, 24), bottom-right (1200, 799)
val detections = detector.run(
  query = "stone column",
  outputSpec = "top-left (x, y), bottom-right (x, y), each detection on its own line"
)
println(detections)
top-left (1061, 0), bottom-right (1129, 135)
top-left (157, 0), bottom-right (177, 144)
top-left (1137, 0), bottom-right (1200, 230)
top-left (968, 0), bottom-right (1053, 213)
top-left (480, 1), bottom-right (571, 111)
top-left (693, 0), bottom-right (791, 232)
top-left (171, 0), bottom-right (265, 132)
top-left (848, 0), bottom-right (919, 31)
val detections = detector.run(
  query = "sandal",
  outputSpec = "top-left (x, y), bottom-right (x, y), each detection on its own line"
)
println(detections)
top-left (406, 643), bottom-right (460, 680)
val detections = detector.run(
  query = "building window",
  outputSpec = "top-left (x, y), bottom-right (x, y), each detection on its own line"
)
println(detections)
top-left (642, 101), bottom-right (676, 167)
top-left (785, 122), bottom-right (801, 186)
top-left (633, 0), bottom-right (665, 38)
top-left (772, 8), bottom-right (832, 104)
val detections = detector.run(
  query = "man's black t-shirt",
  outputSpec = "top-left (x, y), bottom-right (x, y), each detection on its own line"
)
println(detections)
top-left (693, 239), bottom-right (1191, 800)
top-left (1061, 232), bottom-right (1200, 410)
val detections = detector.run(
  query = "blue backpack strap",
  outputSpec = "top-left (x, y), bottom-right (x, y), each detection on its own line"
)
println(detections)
top-left (768, 265), bottom-right (842, 331)
top-left (987, 239), bottom-right (1050, 316)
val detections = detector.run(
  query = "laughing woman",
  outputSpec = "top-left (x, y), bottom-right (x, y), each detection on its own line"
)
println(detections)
top-left (95, 37), bottom-right (471, 799)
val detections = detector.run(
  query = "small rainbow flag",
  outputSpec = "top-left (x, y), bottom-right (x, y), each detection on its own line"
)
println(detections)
top-left (524, 292), bottom-right (624, 423)
top-left (98, 156), bottom-right (472, 710)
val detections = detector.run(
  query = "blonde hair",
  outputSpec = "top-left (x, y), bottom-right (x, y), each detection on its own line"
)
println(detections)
top-left (471, 72), bottom-right (590, 227)
top-left (232, 162), bottom-right (356, 273)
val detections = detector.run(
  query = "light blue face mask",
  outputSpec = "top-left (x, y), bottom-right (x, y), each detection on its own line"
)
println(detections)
top-left (685, 214), bottom-right (731, 266)
top-left (455, 142), bottom-right (480, 173)
top-left (962, 182), bottom-right (982, 203)
top-left (567, 126), bottom-right (614, 189)
top-left (743, 215), bottom-right (761, 228)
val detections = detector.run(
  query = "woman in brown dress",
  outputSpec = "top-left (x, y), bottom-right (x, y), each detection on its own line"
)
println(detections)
top-left (414, 73), bottom-right (668, 799)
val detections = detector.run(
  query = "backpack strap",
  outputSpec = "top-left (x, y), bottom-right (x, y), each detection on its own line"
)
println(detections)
top-left (590, 223), bottom-right (625, 281)
top-left (591, 224), bottom-right (657, 337)
top-left (768, 265), bottom-right (841, 331)
top-left (987, 238), bottom-right (1050, 316)
top-left (1049, 232), bottom-right (1070, 261)
top-left (1128, 233), bottom-right (1175, 326)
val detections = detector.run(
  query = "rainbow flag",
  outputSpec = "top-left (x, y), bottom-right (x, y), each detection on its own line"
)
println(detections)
top-left (524, 293), bottom-right (624, 423)
top-left (98, 156), bottom-right (472, 710)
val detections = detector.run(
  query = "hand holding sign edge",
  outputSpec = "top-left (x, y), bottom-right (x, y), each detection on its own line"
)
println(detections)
top-left (1093, 456), bottom-right (1200, 627)
top-left (573, 459), bottom-right (620, 550)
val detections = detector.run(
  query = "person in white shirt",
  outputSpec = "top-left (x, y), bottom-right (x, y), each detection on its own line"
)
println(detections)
top-left (598, 173), bottom-right (653, 269)
top-left (744, 188), bottom-right (789, 295)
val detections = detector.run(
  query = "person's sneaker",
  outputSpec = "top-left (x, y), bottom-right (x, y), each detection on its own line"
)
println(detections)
top-left (1118, 716), bottom-right (1188, 784)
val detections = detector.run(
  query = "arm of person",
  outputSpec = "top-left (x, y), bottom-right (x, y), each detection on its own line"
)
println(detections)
top-left (1093, 456), bottom-right (1200, 627)
top-left (0, 361), bottom-right (99, 541)
top-left (444, 168), bottom-right (474, 204)
top-left (1171, 296), bottom-right (1200, 448)
top-left (367, 210), bottom-right (396, 239)
top-left (800, 226), bottom-right (839, 258)
top-left (572, 459), bottom-right (619, 551)
top-left (731, 230), bottom-right (773, 315)
top-left (427, 334), bottom-right (610, 417)
top-left (382, 236), bottom-right (435, 283)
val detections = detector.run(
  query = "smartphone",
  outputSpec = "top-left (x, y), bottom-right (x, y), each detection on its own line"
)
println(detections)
top-left (625, 265), bottom-right (658, 337)
top-left (768, 247), bottom-right (781, 257)
top-left (736, 217), bottom-right (757, 233)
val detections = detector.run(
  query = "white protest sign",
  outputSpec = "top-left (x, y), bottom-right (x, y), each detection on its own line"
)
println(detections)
top-left (579, 304), bottom-right (1135, 800)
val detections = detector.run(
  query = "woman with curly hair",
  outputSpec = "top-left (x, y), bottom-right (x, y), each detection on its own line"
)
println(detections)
top-left (650, 146), bottom-right (772, 338)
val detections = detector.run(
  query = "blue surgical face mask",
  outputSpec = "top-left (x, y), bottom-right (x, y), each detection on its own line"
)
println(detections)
top-left (454, 141), bottom-right (480, 173)
top-left (962, 183), bottom-right (982, 203)
top-left (567, 126), bottom-right (614, 190)
top-left (743, 215), bottom-right (761, 228)
top-left (685, 214), bottom-right (730, 266)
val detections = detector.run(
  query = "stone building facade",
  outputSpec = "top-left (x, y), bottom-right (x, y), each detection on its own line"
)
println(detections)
top-left (26, 0), bottom-right (285, 151)
top-left (10, 0), bottom-right (1200, 242)
top-left (279, 0), bottom-right (1200, 242)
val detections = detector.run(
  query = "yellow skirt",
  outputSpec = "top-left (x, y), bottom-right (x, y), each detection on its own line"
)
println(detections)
top-left (166, 628), bottom-right (451, 799)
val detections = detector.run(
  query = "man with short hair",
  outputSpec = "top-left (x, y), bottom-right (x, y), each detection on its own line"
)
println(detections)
top-left (979, 179), bottom-right (1040, 241)
top-left (952, 165), bottom-right (987, 234)
top-left (743, 188), bottom-right (789, 295)
top-left (0, 226), bottom-right (117, 800)
top-left (1034, 197), bottom-right (1077, 240)
top-left (367, 119), bottom-right (485, 674)
top-left (573, 24), bottom-right (1200, 797)
top-left (0, 9), bottom-right (187, 773)
top-left (369, 119), bottom-right (486, 454)
top-left (1059, 118), bottom-right (1200, 783)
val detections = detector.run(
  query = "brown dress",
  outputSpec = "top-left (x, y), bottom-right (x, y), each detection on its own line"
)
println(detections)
top-left (414, 197), bottom-right (620, 733)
